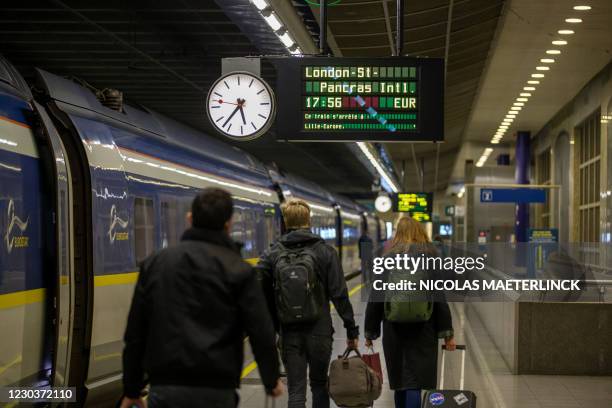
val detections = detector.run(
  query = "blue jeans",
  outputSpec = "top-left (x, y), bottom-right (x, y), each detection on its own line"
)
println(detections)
top-left (394, 389), bottom-right (421, 408)
top-left (148, 385), bottom-right (237, 408)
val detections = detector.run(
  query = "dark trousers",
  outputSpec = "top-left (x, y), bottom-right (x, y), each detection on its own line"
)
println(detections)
top-left (394, 389), bottom-right (421, 408)
top-left (281, 332), bottom-right (333, 408)
top-left (148, 385), bottom-right (238, 408)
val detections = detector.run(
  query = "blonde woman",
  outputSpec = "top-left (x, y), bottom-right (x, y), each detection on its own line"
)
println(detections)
top-left (364, 216), bottom-right (455, 408)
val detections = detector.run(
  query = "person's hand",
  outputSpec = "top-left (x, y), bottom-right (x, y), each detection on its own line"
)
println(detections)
top-left (346, 338), bottom-right (359, 350)
top-left (270, 378), bottom-right (284, 398)
top-left (444, 336), bottom-right (456, 351)
top-left (365, 338), bottom-right (373, 348)
top-left (119, 396), bottom-right (147, 408)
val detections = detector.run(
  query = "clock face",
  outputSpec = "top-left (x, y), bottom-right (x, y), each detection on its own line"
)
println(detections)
top-left (206, 72), bottom-right (275, 140)
top-left (375, 195), bottom-right (392, 213)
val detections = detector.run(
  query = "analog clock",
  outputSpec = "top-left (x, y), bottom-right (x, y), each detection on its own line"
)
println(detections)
top-left (206, 71), bottom-right (275, 140)
top-left (375, 195), bottom-right (392, 213)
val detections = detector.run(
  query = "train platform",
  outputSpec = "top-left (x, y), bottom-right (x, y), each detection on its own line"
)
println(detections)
top-left (239, 277), bottom-right (612, 408)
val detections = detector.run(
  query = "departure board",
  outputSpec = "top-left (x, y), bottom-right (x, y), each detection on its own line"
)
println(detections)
top-left (270, 57), bottom-right (444, 142)
top-left (392, 192), bottom-right (433, 221)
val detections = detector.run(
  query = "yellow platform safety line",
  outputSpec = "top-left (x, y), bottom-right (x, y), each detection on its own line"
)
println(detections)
top-left (94, 272), bottom-right (140, 287)
top-left (0, 288), bottom-right (45, 310)
top-left (240, 281), bottom-right (364, 380)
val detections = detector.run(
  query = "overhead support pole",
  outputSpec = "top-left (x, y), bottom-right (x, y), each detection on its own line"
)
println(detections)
top-left (319, 0), bottom-right (329, 55)
top-left (396, 0), bottom-right (405, 56)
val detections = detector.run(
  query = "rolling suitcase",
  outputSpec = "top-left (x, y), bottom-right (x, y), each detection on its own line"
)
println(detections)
top-left (422, 345), bottom-right (477, 407)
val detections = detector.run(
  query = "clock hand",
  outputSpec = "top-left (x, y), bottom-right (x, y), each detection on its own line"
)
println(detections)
top-left (222, 105), bottom-right (240, 128)
top-left (239, 105), bottom-right (247, 125)
top-left (213, 99), bottom-right (239, 106)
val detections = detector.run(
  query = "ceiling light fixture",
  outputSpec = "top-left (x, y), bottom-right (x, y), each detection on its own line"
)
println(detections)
top-left (565, 18), bottom-right (582, 23)
top-left (511, 106), bottom-right (522, 111)
top-left (573, 5), bottom-right (591, 11)
top-left (536, 66), bottom-right (550, 71)
top-left (546, 49), bottom-right (561, 54)
top-left (278, 31), bottom-right (295, 48)
top-left (528, 80), bottom-right (540, 84)
top-left (250, 0), bottom-right (270, 10)
top-left (513, 102), bottom-right (525, 107)
top-left (517, 97), bottom-right (528, 102)
top-left (552, 40), bottom-right (568, 45)
top-left (263, 12), bottom-right (283, 31)
top-left (558, 29), bottom-right (575, 35)
top-left (520, 93), bottom-right (532, 97)
top-left (532, 73), bottom-right (545, 78)
top-left (540, 58), bottom-right (555, 63)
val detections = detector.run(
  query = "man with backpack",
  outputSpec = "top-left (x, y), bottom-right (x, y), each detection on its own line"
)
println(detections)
top-left (256, 199), bottom-right (359, 408)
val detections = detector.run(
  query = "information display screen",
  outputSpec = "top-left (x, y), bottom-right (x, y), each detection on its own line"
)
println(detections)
top-left (392, 192), bottom-right (432, 221)
top-left (270, 57), bottom-right (443, 142)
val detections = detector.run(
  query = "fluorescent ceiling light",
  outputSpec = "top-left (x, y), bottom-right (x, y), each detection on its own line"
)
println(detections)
top-left (573, 5), bottom-right (591, 11)
top-left (540, 58), bottom-right (555, 63)
top-left (511, 106), bottom-right (522, 111)
top-left (250, 0), bottom-right (269, 10)
top-left (565, 18), bottom-right (582, 23)
top-left (517, 98), bottom-right (528, 102)
top-left (503, 118), bottom-right (513, 123)
top-left (356, 142), bottom-right (398, 193)
top-left (536, 66), bottom-right (550, 71)
top-left (491, 140), bottom-right (500, 144)
top-left (499, 125), bottom-right (509, 130)
top-left (532, 73), bottom-right (545, 78)
top-left (528, 80), bottom-right (540, 84)
top-left (264, 12), bottom-right (283, 31)
top-left (290, 47), bottom-right (302, 55)
top-left (278, 31), bottom-right (295, 48)
top-left (520, 93), bottom-right (532, 97)
top-left (513, 102), bottom-right (525, 106)
top-left (485, 148), bottom-right (494, 154)
top-left (558, 29), bottom-right (575, 34)
top-left (552, 40), bottom-right (568, 45)
top-left (546, 49), bottom-right (561, 54)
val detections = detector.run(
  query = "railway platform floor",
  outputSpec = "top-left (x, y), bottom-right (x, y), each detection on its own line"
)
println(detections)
top-left (239, 278), bottom-right (612, 408)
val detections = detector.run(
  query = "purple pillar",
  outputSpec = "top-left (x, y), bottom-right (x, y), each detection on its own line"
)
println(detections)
top-left (515, 131), bottom-right (530, 243)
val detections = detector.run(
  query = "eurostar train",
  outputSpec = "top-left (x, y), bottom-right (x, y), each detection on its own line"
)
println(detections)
top-left (0, 55), bottom-right (385, 405)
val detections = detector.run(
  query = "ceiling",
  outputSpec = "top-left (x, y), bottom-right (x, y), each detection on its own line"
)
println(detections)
top-left (302, 0), bottom-right (505, 192)
top-left (0, 0), bottom-right (375, 195)
top-left (457, 0), bottom-right (612, 181)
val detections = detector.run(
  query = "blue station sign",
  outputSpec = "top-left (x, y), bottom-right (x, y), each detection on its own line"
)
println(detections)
top-left (480, 188), bottom-right (546, 203)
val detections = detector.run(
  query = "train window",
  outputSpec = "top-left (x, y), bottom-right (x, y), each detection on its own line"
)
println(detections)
top-left (134, 197), bottom-right (155, 263)
top-left (161, 200), bottom-right (179, 248)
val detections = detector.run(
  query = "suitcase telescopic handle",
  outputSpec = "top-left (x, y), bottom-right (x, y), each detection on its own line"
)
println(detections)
top-left (439, 344), bottom-right (467, 390)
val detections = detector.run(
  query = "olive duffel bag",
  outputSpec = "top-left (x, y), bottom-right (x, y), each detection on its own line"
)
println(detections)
top-left (328, 348), bottom-right (382, 408)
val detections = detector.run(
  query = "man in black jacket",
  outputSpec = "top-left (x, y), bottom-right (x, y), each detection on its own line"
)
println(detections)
top-left (121, 188), bottom-right (283, 408)
top-left (257, 199), bottom-right (359, 408)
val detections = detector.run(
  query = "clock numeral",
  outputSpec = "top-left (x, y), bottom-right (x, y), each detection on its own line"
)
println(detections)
top-left (258, 114), bottom-right (267, 119)
top-left (260, 102), bottom-right (270, 105)
top-left (237, 76), bottom-right (240, 85)
top-left (257, 89), bottom-right (264, 95)
top-left (226, 123), bottom-right (232, 131)
top-left (251, 122), bottom-right (257, 130)
top-left (224, 81), bottom-right (230, 89)
top-left (240, 126), bottom-right (243, 135)
top-left (214, 92), bottom-right (223, 97)
top-left (211, 105), bottom-right (221, 108)
top-left (249, 79), bottom-right (254, 88)
top-left (215, 116), bottom-right (224, 122)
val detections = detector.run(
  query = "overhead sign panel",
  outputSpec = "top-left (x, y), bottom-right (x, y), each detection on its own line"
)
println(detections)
top-left (270, 57), bottom-right (444, 142)
top-left (480, 188), bottom-right (546, 203)
top-left (392, 192), bottom-right (433, 221)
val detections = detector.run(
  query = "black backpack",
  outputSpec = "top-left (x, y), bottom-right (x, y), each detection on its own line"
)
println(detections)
top-left (273, 242), bottom-right (325, 325)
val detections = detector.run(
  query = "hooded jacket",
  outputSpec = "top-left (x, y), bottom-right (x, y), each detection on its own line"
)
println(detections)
top-left (122, 227), bottom-right (280, 398)
top-left (256, 229), bottom-right (359, 339)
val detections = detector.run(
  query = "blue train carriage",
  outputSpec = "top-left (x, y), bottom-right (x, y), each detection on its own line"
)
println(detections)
top-left (330, 194), bottom-right (364, 277)
top-left (34, 68), bottom-right (281, 404)
top-left (0, 56), bottom-right (57, 390)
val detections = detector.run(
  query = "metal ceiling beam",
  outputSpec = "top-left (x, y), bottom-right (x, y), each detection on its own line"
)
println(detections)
top-left (381, 0), bottom-right (395, 55)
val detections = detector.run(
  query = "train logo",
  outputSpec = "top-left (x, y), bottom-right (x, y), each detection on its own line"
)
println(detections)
top-left (108, 204), bottom-right (129, 243)
top-left (5, 199), bottom-right (29, 253)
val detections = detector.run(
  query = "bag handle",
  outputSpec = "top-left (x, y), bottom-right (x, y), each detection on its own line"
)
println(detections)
top-left (439, 344), bottom-right (466, 390)
top-left (341, 347), bottom-right (362, 359)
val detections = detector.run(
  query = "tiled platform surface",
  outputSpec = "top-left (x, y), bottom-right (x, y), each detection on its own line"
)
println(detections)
top-left (239, 279), bottom-right (612, 407)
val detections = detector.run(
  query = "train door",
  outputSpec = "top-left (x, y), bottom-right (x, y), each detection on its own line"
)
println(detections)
top-left (31, 102), bottom-right (74, 387)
